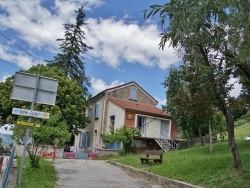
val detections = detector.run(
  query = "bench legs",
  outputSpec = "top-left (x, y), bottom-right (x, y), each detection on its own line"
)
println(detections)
top-left (140, 158), bottom-right (148, 164)
top-left (153, 159), bottom-right (162, 164)
top-left (140, 158), bottom-right (162, 164)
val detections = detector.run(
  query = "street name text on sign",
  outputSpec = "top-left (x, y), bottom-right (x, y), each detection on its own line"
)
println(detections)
top-left (16, 121), bottom-right (41, 128)
top-left (12, 108), bottom-right (49, 119)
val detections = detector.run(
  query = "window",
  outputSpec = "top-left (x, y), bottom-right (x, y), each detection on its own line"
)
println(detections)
top-left (137, 116), bottom-right (146, 130)
top-left (94, 104), bottom-right (99, 119)
top-left (105, 142), bottom-right (121, 150)
top-left (130, 86), bottom-right (137, 100)
top-left (88, 108), bottom-right (92, 117)
top-left (79, 132), bottom-right (90, 148)
top-left (110, 115), bottom-right (115, 126)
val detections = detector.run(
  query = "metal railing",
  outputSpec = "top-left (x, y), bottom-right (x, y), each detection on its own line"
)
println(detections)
top-left (1, 146), bottom-right (16, 188)
top-left (147, 129), bottom-right (179, 151)
top-left (162, 130), bottom-right (179, 150)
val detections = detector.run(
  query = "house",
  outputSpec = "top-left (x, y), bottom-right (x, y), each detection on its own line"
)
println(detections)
top-left (76, 81), bottom-right (178, 153)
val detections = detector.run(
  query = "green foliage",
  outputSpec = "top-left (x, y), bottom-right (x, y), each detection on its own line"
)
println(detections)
top-left (213, 111), bottom-right (227, 141)
top-left (0, 64), bottom-right (88, 167)
top-left (0, 64), bottom-right (89, 132)
top-left (101, 126), bottom-right (118, 145)
top-left (13, 112), bottom-right (70, 167)
top-left (163, 67), bottom-right (213, 140)
top-left (101, 125), bottom-right (135, 155)
top-left (242, 109), bottom-right (250, 121)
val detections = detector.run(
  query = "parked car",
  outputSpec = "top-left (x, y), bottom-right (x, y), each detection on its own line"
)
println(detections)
top-left (246, 134), bottom-right (250, 141)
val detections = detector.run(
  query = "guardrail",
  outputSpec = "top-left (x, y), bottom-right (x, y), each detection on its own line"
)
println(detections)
top-left (1, 146), bottom-right (16, 188)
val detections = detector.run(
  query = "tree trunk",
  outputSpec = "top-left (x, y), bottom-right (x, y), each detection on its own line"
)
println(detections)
top-left (223, 110), bottom-right (242, 169)
top-left (197, 120), bottom-right (204, 146)
top-left (209, 110), bottom-right (213, 153)
top-left (198, 43), bottom-right (242, 169)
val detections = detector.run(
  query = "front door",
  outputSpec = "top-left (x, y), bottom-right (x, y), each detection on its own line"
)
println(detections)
top-left (137, 116), bottom-right (146, 136)
top-left (161, 120), bottom-right (170, 139)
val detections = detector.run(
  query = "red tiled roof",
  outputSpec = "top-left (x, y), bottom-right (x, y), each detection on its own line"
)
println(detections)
top-left (109, 98), bottom-right (171, 119)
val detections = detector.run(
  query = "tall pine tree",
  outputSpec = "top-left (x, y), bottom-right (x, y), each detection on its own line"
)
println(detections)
top-left (49, 7), bottom-right (92, 95)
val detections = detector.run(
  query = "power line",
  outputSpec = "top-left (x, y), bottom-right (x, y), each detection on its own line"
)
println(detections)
top-left (0, 58), bottom-right (20, 70)
top-left (0, 32), bottom-right (45, 62)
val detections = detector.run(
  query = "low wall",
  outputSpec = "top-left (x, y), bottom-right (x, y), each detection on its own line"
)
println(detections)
top-left (109, 161), bottom-right (204, 188)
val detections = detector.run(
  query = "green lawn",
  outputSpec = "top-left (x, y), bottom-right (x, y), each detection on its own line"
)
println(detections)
top-left (234, 122), bottom-right (250, 140)
top-left (110, 122), bottom-right (250, 188)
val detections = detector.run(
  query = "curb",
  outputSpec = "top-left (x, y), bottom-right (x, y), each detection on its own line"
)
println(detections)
top-left (108, 160), bottom-right (203, 188)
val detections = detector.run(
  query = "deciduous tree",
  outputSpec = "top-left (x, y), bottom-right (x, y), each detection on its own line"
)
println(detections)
top-left (144, 0), bottom-right (250, 168)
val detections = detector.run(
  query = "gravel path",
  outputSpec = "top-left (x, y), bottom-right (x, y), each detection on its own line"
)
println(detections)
top-left (54, 159), bottom-right (163, 188)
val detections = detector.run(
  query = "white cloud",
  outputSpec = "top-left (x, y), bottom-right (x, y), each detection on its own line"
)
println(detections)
top-left (90, 78), bottom-right (124, 95)
top-left (154, 96), bottom-right (166, 108)
top-left (86, 17), bottom-right (178, 70)
top-left (0, 44), bottom-right (41, 69)
top-left (0, 72), bottom-right (11, 82)
top-left (229, 78), bottom-right (242, 98)
top-left (0, 0), bottom-right (104, 49)
top-left (0, 0), bottom-right (178, 71)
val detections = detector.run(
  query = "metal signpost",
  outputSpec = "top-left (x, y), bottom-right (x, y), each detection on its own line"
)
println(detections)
top-left (10, 72), bottom-right (58, 186)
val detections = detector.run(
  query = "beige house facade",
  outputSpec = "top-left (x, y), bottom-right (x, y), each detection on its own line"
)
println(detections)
top-left (77, 81), bottom-right (178, 152)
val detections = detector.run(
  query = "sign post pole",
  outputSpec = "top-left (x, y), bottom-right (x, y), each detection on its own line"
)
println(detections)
top-left (17, 74), bottom-right (40, 186)
top-left (10, 71), bottom-right (58, 186)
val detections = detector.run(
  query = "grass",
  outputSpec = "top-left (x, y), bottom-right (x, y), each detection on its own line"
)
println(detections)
top-left (234, 122), bottom-right (250, 140)
top-left (17, 158), bottom-right (57, 188)
top-left (110, 122), bottom-right (250, 188)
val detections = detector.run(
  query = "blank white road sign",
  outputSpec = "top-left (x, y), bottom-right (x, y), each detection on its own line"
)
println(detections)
top-left (11, 72), bottom-right (58, 105)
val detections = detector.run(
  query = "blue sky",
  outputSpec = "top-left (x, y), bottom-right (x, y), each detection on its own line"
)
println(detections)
top-left (0, 0), bottom-right (241, 112)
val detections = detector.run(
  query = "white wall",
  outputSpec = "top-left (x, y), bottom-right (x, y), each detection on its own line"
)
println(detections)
top-left (107, 102), bottom-right (125, 132)
top-left (145, 118), bottom-right (161, 137)
top-left (135, 114), bottom-right (171, 138)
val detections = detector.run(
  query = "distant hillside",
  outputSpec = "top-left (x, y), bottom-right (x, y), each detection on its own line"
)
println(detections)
top-left (0, 134), bottom-right (13, 146)
top-left (235, 121), bottom-right (250, 140)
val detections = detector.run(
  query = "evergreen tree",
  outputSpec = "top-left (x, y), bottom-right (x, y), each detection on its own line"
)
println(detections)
top-left (49, 7), bottom-right (92, 95)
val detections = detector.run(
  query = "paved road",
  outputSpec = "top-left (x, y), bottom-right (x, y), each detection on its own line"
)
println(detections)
top-left (54, 159), bottom-right (162, 188)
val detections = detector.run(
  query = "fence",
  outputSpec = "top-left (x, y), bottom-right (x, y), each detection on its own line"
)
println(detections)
top-left (187, 135), bottom-right (217, 147)
top-left (1, 146), bottom-right (16, 188)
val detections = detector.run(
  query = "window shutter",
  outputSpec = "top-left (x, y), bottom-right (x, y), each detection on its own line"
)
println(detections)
top-left (94, 104), bottom-right (99, 119)
top-left (130, 86), bottom-right (137, 100)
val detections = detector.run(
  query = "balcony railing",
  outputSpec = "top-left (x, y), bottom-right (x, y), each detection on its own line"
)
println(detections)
top-left (134, 127), bottom-right (181, 140)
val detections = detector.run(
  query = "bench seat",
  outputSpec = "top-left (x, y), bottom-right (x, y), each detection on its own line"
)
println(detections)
top-left (140, 150), bottom-right (163, 164)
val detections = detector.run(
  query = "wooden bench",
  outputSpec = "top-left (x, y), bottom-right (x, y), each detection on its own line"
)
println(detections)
top-left (140, 150), bottom-right (163, 164)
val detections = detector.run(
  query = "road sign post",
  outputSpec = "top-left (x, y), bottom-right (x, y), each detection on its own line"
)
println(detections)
top-left (17, 74), bottom-right (39, 186)
top-left (10, 72), bottom-right (58, 186)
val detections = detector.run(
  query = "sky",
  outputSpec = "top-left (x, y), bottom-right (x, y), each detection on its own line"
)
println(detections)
top-left (0, 0), bottom-right (241, 113)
